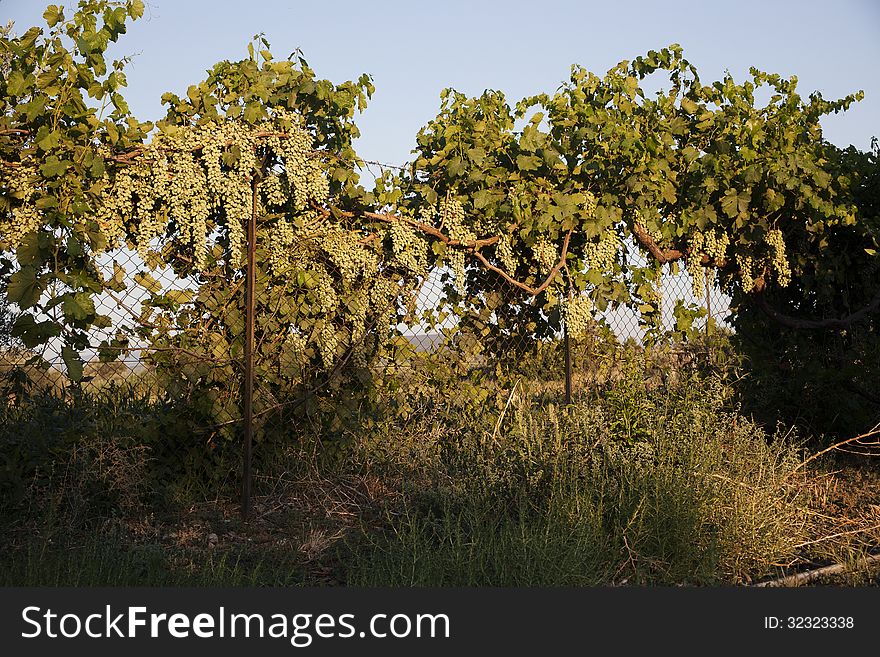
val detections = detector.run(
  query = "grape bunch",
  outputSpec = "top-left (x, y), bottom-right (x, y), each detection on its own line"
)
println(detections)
top-left (390, 218), bottom-right (428, 274)
top-left (584, 230), bottom-right (618, 273)
top-left (702, 229), bottom-right (729, 262)
top-left (496, 233), bottom-right (517, 273)
top-left (765, 228), bottom-right (791, 286)
top-left (438, 197), bottom-right (473, 290)
top-left (259, 174), bottom-right (287, 208)
top-left (324, 230), bottom-right (379, 284)
top-left (687, 231), bottom-right (706, 298)
top-left (318, 321), bottom-right (340, 369)
top-left (582, 191), bottom-right (597, 218)
top-left (267, 218), bottom-right (296, 274)
top-left (532, 238), bottom-right (557, 273)
top-left (737, 254), bottom-right (755, 292)
top-left (440, 197), bottom-right (474, 243)
top-left (562, 294), bottom-right (594, 340)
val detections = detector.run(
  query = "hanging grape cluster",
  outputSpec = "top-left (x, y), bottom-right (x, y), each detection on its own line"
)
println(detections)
top-left (686, 229), bottom-right (729, 297)
top-left (737, 254), bottom-right (756, 292)
top-left (532, 238), bottom-right (557, 273)
top-left (732, 229), bottom-right (790, 292)
top-left (0, 164), bottom-right (43, 251)
top-left (259, 174), bottom-right (288, 208)
top-left (582, 191), bottom-right (597, 218)
top-left (687, 229), bottom-right (730, 297)
top-left (765, 228), bottom-right (791, 287)
top-left (562, 294), bottom-right (594, 340)
top-left (324, 231), bottom-right (379, 284)
top-left (496, 233), bottom-right (517, 273)
top-left (438, 197), bottom-right (472, 291)
top-left (584, 229), bottom-right (619, 273)
top-left (390, 218), bottom-right (428, 274)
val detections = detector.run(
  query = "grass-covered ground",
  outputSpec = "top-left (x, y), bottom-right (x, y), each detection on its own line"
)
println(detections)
top-left (1, 355), bottom-right (878, 587)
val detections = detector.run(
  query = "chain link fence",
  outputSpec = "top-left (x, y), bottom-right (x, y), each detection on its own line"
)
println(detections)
top-left (1, 223), bottom-right (733, 514)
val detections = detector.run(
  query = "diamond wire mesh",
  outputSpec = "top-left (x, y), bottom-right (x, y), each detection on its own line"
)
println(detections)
top-left (1, 230), bottom-right (733, 449)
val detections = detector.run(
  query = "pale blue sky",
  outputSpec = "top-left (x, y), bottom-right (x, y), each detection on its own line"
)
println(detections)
top-left (4, 0), bottom-right (879, 167)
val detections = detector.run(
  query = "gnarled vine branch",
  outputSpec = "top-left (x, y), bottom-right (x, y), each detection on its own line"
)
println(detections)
top-left (755, 289), bottom-right (880, 330)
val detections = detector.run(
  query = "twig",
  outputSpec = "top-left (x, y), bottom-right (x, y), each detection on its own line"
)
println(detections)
top-left (792, 524), bottom-right (880, 549)
top-left (104, 288), bottom-right (160, 329)
top-left (793, 425), bottom-right (880, 472)
top-left (622, 535), bottom-right (639, 574)
top-left (754, 553), bottom-right (880, 587)
top-left (490, 379), bottom-right (521, 445)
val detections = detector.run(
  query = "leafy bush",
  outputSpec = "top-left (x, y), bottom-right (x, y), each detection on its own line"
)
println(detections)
top-left (0, 387), bottom-right (241, 518)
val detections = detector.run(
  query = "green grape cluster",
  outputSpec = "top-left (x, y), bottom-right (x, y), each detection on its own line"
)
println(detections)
top-left (167, 150), bottom-right (209, 268)
top-left (437, 198), bottom-right (473, 290)
top-left (267, 218), bottom-right (296, 274)
top-left (325, 231), bottom-right (379, 284)
top-left (765, 228), bottom-right (791, 286)
top-left (686, 232), bottom-right (701, 298)
top-left (275, 111), bottom-right (329, 212)
top-left (6, 204), bottom-right (42, 251)
top-left (369, 276), bottom-right (400, 333)
top-left (582, 191), bottom-right (597, 218)
top-left (584, 230), bottom-right (618, 273)
top-left (687, 229), bottom-right (726, 297)
top-left (496, 233), bottom-right (517, 273)
top-left (346, 290), bottom-right (369, 343)
top-left (96, 167), bottom-right (134, 249)
top-left (318, 321), bottom-right (340, 369)
top-left (562, 294), bottom-right (594, 340)
top-left (314, 268), bottom-right (339, 314)
top-left (440, 197), bottom-right (474, 243)
top-left (532, 238), bottom-right (557, 273)
top-left (390, 219), bottom-right (428, 274)
top-left (738, 254), bottom-right (755, 292)
top-left (0, 164), bottom-right (42, 250)
top-left (702, 229), bottom-right (729, 262)
top-left (259, 174), bottom-right (288, 208)
top-left (448, 250), bottom-right (466, 293)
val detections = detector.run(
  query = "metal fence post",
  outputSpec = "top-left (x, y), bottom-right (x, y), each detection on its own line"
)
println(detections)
top-left (564, 319), bottom-right (573, 405)
top-left (705, 269), bottom-right (712, 338)
top-left (241, 176), bottom-right (258, 520)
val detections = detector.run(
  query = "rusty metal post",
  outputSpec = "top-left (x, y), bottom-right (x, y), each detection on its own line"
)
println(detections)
top-left (705, 269), bottom-right (712, 338)
top-left (241, 176), bottom-right (258, 520)
top-left (564, 319), bottom-right (573, 405)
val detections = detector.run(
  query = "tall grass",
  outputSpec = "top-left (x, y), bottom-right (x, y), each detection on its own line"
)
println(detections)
top-left (1, 357), bottom-right (816, 586)
top-left (345, 375), bottom-right (810, 586)
top-left (0, 527), bottom-right (305, 586)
